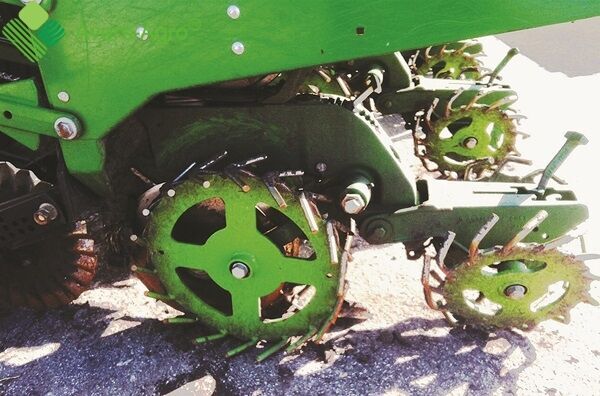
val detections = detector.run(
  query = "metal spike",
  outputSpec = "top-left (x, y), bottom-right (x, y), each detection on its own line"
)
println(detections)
top-left (326, 221), bottom-right (339, 265)
top-left (195, 331), bottom-right (228, 344)
top-left (256, 338), bottom-right (289, 362)
top-left (485, 96), bottom-right (517, 112)
top-left (438, 231), bottom-right (456, 272)
top-left (164, 317), bottom-right (198, 325)
top-left (267, 185), bottom-right (287, 208)
top-left (285, 327), bottom-right (317, 354)
top-left (503, 210), bottom-right (548, 254)
top-left (446, 89), bottom-right (464, 117)
top-left (469, 214), bottom-right (500, 262)
top-left (144, 291), bottom-right (174, 302)
top-left (424, 46), bottom-right (433, 60)
top-left (299, 192), bottom-right (319, 233)
top-left (554, 312), bottom-right (571, 324)
top-left (226, 338), bottom-right (258, 357)
top-left (575, 254), bottom-right (600, 262)
top-left (465, 91), bottom-right (489, 110)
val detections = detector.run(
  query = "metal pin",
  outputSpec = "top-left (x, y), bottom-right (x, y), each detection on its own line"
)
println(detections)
top-left (226, 338), bottom-right (257, 357)
top-left (336, 76), bottom-right (352, 97)
top-left (470, 214), bottom-right (500, 262)
top-left (195, 331), bottom-right (228, 344)
top-left (317, 67), bottom-right (332, 83)
top-left (164, 317), bottom-right (198, 325)
top-left (256, 338), bottom-right (288, 362)
top-left (299, 192), bottom-right (319, 233)
top-left (503, 210), bottom-right (548, 254)
top-left (326, 221), bottom-right (339, 265)
top-left (144, 291), bottom-right (173, 302)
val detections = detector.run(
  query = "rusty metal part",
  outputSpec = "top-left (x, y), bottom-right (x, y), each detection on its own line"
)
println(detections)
top-left (0, 177), bottom-right (98, 310)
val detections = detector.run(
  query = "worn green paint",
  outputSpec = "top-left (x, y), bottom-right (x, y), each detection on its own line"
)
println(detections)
top-left (361, 180), bottom-right (588, 249)
top-left (442, 248), bottom-right (591, 329)
top-left (145, 176), bottom-right (341, 341)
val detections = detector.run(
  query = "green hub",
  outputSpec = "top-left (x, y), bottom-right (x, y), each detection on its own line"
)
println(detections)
top-left (144, 176), bottom-right (341, 341)
top-left (442, 247), bottom-right (595, 330)
top-left (416, 104), bottom-right (517, 178)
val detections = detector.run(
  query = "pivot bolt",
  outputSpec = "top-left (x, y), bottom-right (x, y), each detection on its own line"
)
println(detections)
top-left (504, 285), bottom-right (527, 300)
top-left (33, 203), bottom-right (58, 225)
top-left (54, 117), bottom-right (80, 140)
top-left (464, 137), bottom-right (478, 149)
top-left (341, 194), bottom-right (367, 214)
top-left (230, 262), bottom-right (250, 279)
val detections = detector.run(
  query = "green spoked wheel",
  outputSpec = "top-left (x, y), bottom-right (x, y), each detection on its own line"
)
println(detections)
top-left (414, 99), bottom-right (518, 179)
top-left (143, 176), bottom-right (343, 342)
top-left (442, 247), bottom-right (597, 330)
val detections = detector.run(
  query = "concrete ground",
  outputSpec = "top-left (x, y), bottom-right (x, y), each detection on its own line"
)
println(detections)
top-left (1, 17), bottom-right (599, 396)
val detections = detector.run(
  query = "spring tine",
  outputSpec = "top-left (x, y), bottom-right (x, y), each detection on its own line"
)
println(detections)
top-left (424, 98), bottom-right (439, 130)
top-left (286, 327), bottom-right (318, 354)
top-left (446, 89), bottom-right (464, 117)
top-left (470, 214), bottom-right (500, 262)
top-left (485, 95), bottom-right (517, 112)
top-left (438, 231), bottom-right (456, 272)
top-left (226, 338), bottom-right (258, 358)
top-left (299, 192), bottom-right (319, 233)
top-left (421, 256), bottom-right (441, 310)
top-left (195, 331), bottom-right (228, 344)
top-left (232, 155), bottom-right (268, 168)
top-left (503, 210), bottom-right (548, 254)
top-left (130, 168), bottom-right (156, 186)
top-left (256, 338), bottom-right (289, 362)
top-left (326, 221), bottom-right (339, 265)
top-left (465, 91), bottom-right (490, 110)
top-left (344, 218), bottom-right (357, 253)
top-left (424, 46), bottom-right (433, 60)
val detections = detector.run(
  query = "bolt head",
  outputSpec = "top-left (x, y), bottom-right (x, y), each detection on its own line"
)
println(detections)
top-left (33, 203), bottom-right (58, 225)
top-left (232, 41), bottom-right (245, 55)
top-left (341, 194), bottom-right (366, 214)
top-left (504, 285), bottom-right (527, 300)
top-left (230, 262), bottom-right (250, 279)
top-left (136, 26), bottom-right (149, 41)
top-left (315, 162), bottom-right (327, 173)
top-left (565, 131), bottom-right (589, 146)
top-left (54, 117), bottom-right (80, 140)
top-left (227, 5), bottom-right (241, 19)
top-left (57, 91), bottom-right (70, 103)
top-left (464, 137), bottom-right (478, 149)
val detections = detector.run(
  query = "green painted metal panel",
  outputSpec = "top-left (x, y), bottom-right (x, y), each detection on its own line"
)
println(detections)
top-left (31, 0), bottom-right (599, 145)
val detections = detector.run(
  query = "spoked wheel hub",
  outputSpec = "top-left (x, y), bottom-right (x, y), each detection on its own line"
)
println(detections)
top-left (143, 175), bottom-right (343, 342)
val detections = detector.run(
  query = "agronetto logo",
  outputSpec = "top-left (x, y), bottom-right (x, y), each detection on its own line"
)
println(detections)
top-left (1, 2), bottom-right (65, 63)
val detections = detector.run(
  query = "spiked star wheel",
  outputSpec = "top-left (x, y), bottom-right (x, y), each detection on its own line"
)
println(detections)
top-left (414, 92), bottom-right (520, 179)
top-left (421, 212), bottom-right (598, 331)
top-left (410, 41), bottom-right (485, 80)
top-left (135, 173), bottom-right (348, 360)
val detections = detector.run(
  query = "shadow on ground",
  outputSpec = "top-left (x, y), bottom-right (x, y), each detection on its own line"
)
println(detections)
top-left (0, 292), bottom-right (536, 395)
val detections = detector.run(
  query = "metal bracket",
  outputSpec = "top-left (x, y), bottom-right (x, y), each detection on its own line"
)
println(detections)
top-left (0, 94), bottom-right (82, 138)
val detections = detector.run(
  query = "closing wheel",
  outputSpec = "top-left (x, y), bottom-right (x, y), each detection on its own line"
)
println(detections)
top-left (143, 176), bottom-right (343, 342)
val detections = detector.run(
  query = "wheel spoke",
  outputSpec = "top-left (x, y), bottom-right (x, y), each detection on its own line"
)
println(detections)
top-left (222, 196), bottom-right (259, 234)
top-left (164, 241), bottom-right (222, 272)
top-left (280, 257), bottom-right (332, 286)
top-left (232, 291), bottom-right (260, 322)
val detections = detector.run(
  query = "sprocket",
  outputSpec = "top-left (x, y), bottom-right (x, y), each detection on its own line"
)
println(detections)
top-left (0, 162), bottom-right (98, 310)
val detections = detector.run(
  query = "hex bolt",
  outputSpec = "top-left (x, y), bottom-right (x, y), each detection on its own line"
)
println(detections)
top-left (232, 42), bottom-right (245, 55)
top-left (230, 262), bottom-right (250, 279)
top-left (464, 137), bottom-right (478, 149)
top-left (341, 194), bottom-right (367, 214)
top-left (33, 203), bottom-right (58, 225)
top-left (536, 131), bottom-right (588, 192)
top-left (54, 117), bottom-right (80, 140)
top-left (227, 5), bottom-right (241, 19)
top-left (504, 285), bottom-right (527, 300)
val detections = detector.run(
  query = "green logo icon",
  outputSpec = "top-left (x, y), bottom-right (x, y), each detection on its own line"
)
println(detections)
top-left (1, 3), bottom-right (65, 63)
